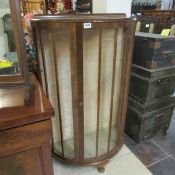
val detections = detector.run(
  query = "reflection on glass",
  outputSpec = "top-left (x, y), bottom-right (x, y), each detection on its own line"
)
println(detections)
top-left (0, 0), bottom-right (19, 76)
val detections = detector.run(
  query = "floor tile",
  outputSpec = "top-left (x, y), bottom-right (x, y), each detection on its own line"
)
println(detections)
top-left (173, 115), bottom-right (175, 119)
top-left (124, 134), bottom-right (137, 147)
top-left (152, 118), bottom-right (175, 159)
top-left (53, 145), bottom-right (152, 175)
top-left (149, 157), bottom-right (175, 175)
top-left (113, 144), bottom-right (131, 159)
top-left (126, 139), bottom-right (168, 166)
top-left (173, 111), bottom-right (175, 119)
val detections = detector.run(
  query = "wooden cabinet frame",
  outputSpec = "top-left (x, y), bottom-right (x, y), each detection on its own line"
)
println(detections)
top-left (32, 14), bottom-right (135, 171)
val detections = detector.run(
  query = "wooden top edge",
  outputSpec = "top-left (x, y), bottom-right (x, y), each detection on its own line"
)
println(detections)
top-left (141, 10), bottom-right (175, 12)
top-left (31, 13), bottom-right (130, 22)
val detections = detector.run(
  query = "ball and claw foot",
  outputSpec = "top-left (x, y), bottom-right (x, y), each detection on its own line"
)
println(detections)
top-left (97, 167), bottom-right (105, 173)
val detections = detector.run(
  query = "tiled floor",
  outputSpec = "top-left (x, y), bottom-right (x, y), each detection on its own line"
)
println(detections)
top-left (125, 112), bottom-right (175, 175)
top-left (53, 145), bottom-right (152, 175)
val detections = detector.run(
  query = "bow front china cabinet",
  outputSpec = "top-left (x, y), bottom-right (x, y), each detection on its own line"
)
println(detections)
top-left (32, 14), bottom-right (135, 172)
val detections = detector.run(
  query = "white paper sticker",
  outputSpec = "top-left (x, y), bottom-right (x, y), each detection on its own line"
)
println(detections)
top-left (83, 23), bottom-right (92, 29)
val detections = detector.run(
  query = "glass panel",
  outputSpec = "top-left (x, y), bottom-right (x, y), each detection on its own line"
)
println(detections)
top-left (83, 29), bottom-right (99, 159)
top-left (98, 29), bottom-right (115, 156)
top-left (40, 29), bottom-right (62, 155)
top-left (41, 27), bottom-right (75, 159)
top-left (55, 28), bottom-right (74, 159)
top-left (83, 28), bottom-right (125, 158)
top-left (0, 0), bottom-right (20, 76)
top-left (110, 28), bottom-right (125, 150)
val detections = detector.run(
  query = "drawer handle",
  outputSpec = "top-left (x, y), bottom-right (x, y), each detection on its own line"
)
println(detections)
top-left (161, 50), bottom-right (175, 57)
top-left (158, 78), bottom-right (170, 85)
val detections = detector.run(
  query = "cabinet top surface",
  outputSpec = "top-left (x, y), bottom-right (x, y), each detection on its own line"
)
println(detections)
top-left (0, 76), bottom-right (54, 131)
top-left (31, 13), bottom-right (129, 23)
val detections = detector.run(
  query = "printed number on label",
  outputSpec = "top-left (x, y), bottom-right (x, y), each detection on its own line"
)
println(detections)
top-left (83, 23), bottom-right (92, 29)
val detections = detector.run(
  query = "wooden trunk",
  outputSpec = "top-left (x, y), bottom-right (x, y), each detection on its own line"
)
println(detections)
top-left (129, 64), bottom-right (175, 102)
top-left (125, 95), bottom-right (175, 143)
top-left (31, 14), bottom-right (135, 170)
top-left (133, 32), bottom-right (175, 69)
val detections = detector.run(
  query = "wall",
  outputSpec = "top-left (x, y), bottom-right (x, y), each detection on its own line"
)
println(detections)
top-left (93, 0), bottom-right (107, 13)
top-left (107, 0), bottom-right (132, 17)
top-left (72, 0), bottom-right (76, 11)
top-left (93, 0), bottom-right (132, 17)
top-left (161, 0), bottom-right (173, 9)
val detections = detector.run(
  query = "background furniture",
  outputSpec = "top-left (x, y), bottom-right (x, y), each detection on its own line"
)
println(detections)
top-left (0, 75), bottom-right (54, 175)
top-left (125, 32), bottom-right (175, 143)
top-left (31, 14), bottom-right (135, 172)
top-left (20, 0), bottom-right (46, 15)
top-left (76, 0), bottom-right (92, 13)
top-left (136, 10), bottom-right (175, 34)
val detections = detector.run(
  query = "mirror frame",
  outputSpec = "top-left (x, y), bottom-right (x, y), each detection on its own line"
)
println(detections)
top-left (0, 0), bottom-right (29, 88)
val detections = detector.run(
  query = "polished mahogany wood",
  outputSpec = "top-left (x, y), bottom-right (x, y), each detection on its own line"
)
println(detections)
top-left (32, 14), bottom-right (135, 172)
top-left (0, 76), bottom-right (54, 175)
top-left (0, 75), bottom-right (54, 131)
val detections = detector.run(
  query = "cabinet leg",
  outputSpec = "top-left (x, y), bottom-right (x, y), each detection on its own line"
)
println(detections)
top-left (96, 160), bottom-right (109, 173)
top-left (97, 167), bottom-right (105, 173)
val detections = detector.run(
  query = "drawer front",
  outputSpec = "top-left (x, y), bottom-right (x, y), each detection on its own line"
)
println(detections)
top-left (0, 120), bottom-right (52, 157)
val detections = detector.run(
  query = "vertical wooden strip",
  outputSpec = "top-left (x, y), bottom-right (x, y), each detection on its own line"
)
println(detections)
top-left (70, 25), bottom-right (79, 161)
top-left (39, 29), bottom-right (49, 97)
top-left (96, 30), bottom-right (102, 158)
top-left (9, 0), bottom-right (29, 85)
top-left (52, 31), bottom-right (64, 158)
top-left (116, 21), bottom-right (135, 145)
top-left (32, 27), bottom-right (42, 84)
top-left (115, 29), bottom-right (127, 145)
top-left (107, 29), bottom-right (118, 153)
top-left (43, 0), bottom-right (47, 14)
top-left (116, 28), bottom-right (129, 145)
top-left (76, 23), bottom-right (84, 161)
top-left (45, 0), bottom-right (49, 13)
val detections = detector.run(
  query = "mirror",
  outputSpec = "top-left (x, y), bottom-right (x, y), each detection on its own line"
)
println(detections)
top-left (0, 0), bottom-right (20, 76)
